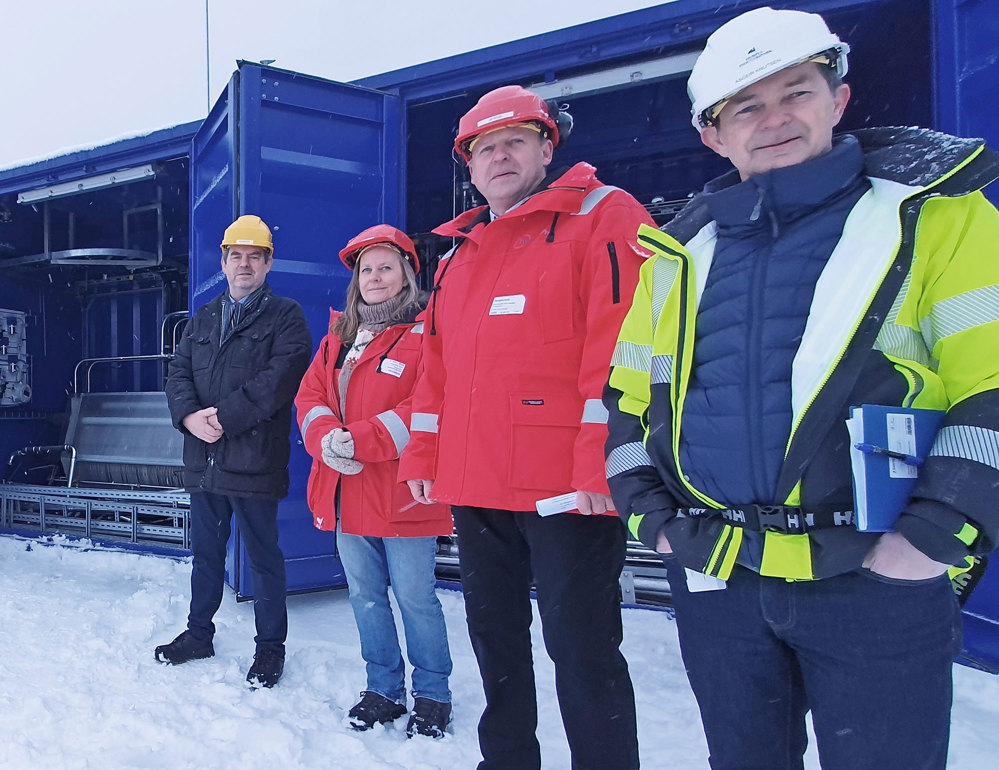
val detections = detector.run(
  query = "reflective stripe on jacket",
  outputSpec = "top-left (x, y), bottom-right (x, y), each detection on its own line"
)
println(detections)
top-left (399, 162), bottom-right (655, 511)
top-left (295, 310), bottom-right (451, 537)
top-left (605, 128), bottom-right (999, 580)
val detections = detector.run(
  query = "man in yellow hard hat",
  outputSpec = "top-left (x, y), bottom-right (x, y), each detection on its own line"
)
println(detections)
top-left (156, 215), bottom-right (312, 688)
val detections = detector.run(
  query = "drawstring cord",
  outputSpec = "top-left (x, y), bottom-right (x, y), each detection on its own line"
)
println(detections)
top-left (429, 242), bottom-right (461, 336)
top-left (748, 186), bottom-right (779, 238)
top-left (749, 187), bottom-right (765, 222)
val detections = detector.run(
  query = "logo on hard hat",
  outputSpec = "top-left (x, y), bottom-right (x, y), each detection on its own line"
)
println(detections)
top-left (477, 111), bottom-right (515, 128)
top-left (742, 47), bottom-right (773, 66)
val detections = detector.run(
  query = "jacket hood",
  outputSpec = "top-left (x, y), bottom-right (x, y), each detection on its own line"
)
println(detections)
top-left (852, 126), bottom-right (993, 190)
top-left (434, 161), bottom-right (601, 237)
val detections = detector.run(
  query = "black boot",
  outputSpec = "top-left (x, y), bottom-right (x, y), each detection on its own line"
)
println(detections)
top-left (347, 691), bottom-right (407, 731)
top-left (154, 630), bottom-right (214, 664)
top-left (246, 648), bottom-right (285, 689)
top-left (406, 697), bottom-right (452, 739)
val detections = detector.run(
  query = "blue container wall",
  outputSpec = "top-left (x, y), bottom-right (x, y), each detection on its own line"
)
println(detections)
top-left (934, 0), bottom-right (999, 208)
top-left (191, 64), bottom-right (403, 595)
top-left (189, 89), bottom-right (236, 307)
top-left (247, 69), bottom-right (401, 595)
top-left (963, 561), bottom-right (999, 673)
top-left (403, 0), bottom-right (934, 240)
top-left (0, 279), bottom-right (76, 469)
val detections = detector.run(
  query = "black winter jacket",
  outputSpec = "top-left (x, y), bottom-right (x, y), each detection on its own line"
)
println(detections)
top-left (166, 284), bottom-right (312, 499)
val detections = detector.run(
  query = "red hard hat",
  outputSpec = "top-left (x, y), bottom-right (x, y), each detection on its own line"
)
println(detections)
top-left (454, 85), bottom-right (559, 161)
top-left (338, 224), bottom-right (420, 274)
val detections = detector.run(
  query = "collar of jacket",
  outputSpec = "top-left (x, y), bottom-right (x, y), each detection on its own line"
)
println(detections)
top-left (211, 282), bottom-right (272, 316)
top-left (665, 126), bottom-right (998, 244)
top-left (433, 161), bottom-right (600, 239)
top-left (700, 136), bottom-right (866, 232)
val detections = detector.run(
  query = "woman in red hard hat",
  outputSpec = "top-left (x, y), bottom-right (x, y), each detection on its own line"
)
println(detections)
top-left (295, 224), bottom-right (453, 739)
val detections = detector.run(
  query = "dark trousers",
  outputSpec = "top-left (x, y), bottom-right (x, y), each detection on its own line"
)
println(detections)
top-left (453, 506), bottom-right (639, 770)
top-left (187, 491), bottom-right (288, 654)
top-left (665, 560), bottom-right (961, 770)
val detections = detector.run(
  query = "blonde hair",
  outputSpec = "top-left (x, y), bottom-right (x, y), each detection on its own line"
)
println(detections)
top-left (332, 249), bottom-right (424, 343)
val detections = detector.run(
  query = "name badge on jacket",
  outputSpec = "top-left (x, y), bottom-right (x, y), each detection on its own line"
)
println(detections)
top-left (489, 294), bottom-right (526, 315)
top-left (380, 359), bottom-right (406, 377)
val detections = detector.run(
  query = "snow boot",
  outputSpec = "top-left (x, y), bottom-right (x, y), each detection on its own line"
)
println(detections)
top-left (347, 691), bottom-right (407, 731)
top-left (245, 648), bottom-right (284, 689)
top-left (406, 697), bottom-right (452, 739)
top-left (154, 630), bottom-right (214, 664)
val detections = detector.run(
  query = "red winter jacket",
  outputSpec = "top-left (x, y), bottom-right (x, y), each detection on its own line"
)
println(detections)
top-left (398, 163), bottom-right (653, 512)
top-left (295, 310), bottom-right (451, 537)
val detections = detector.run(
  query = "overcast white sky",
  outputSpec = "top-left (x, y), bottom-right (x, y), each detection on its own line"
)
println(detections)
top-left (0, 0), bottom-right (668, 170)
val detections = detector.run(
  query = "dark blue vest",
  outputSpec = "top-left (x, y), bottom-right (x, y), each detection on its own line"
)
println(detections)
top-left (679, 138), bottom-right (870, 505)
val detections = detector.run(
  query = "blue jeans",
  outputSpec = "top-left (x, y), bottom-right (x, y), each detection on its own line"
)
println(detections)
top-left (665, 560), bottom-right (962, 770)
top-left (187, 491), bottom-right (287, 653)
top-left (336, 528), bottom-right (452, 704)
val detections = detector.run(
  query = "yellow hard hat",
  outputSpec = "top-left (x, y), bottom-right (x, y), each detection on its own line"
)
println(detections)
top-left (220, 215), bottom-right (273, 255)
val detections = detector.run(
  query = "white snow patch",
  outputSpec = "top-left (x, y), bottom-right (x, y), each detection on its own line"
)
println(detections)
top-left (0, 127), bottom-right (189, 174)
top-left (0, 534), bottom-right (996, 769)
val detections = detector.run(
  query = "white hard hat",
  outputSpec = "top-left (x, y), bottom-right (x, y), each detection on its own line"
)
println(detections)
top-left (687, 6), bottom-right (850, 131)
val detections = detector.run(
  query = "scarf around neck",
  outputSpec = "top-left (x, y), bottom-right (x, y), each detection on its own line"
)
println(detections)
top-left (339, 291), bottom-right (408, 411)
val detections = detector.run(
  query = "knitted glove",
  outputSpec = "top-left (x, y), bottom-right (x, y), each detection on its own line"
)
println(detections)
top-left (321, 451), bottom-right (363, 475)
top-left (322, 428), bottom-right (355, 459)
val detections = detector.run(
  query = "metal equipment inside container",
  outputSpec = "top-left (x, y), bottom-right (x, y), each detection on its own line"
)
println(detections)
top-left (4, 391), bottom-right (189, 549)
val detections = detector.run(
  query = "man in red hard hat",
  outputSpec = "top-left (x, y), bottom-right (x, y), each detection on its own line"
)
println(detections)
top-left (401, 84), bottom-right (653, 769)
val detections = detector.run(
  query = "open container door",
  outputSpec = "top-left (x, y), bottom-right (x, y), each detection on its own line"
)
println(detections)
top-left (190, 61), bottom-right (401, 596)
top-left (932, 0), bottom-right (999, 674)
top-left (934, 0), bottom-right (999, 203)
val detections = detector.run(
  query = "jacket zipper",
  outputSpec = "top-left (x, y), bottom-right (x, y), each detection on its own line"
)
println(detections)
top-left (606, 242), bottom-right (621, 304)
top-left (666, 249), bottom-right (725, 510)
top-left (748, 200), bottom-right (774, 497)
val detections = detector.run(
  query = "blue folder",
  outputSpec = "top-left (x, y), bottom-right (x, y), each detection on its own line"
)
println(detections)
top-left (845, 404), bottom-right (945, 532)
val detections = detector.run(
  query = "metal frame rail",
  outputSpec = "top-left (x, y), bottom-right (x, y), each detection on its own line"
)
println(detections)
top-left (0, 483), bottom-right (190, 549)
top-left (72, 354), bottom-right (175, 394)
top-left (434, 535), bottom-right (673, 607)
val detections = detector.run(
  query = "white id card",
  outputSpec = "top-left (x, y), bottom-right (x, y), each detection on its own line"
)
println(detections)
top-left (489, 294), bottom-right (526, 315)
top-left (885, 412), bottom-right (918, 479)
top-left (535, 492), bottom-right (577, 517)
top-left (683, 568), bottom-right (727, 592)
top-left (379, 358), bottom-right (406, 378)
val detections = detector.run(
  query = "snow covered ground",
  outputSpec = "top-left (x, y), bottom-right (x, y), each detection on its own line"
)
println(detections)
top-left (1, 534), bottom-right (997, 769)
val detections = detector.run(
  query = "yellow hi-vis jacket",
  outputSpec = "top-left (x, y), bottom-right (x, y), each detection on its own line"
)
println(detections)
top-left (605, 127), bottom-right (999, 581)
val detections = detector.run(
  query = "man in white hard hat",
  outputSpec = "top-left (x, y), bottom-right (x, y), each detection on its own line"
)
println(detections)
top-left (605, 6), bottom-right (999, 769)
top-left (156, 215), bottom-right (312, 689)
